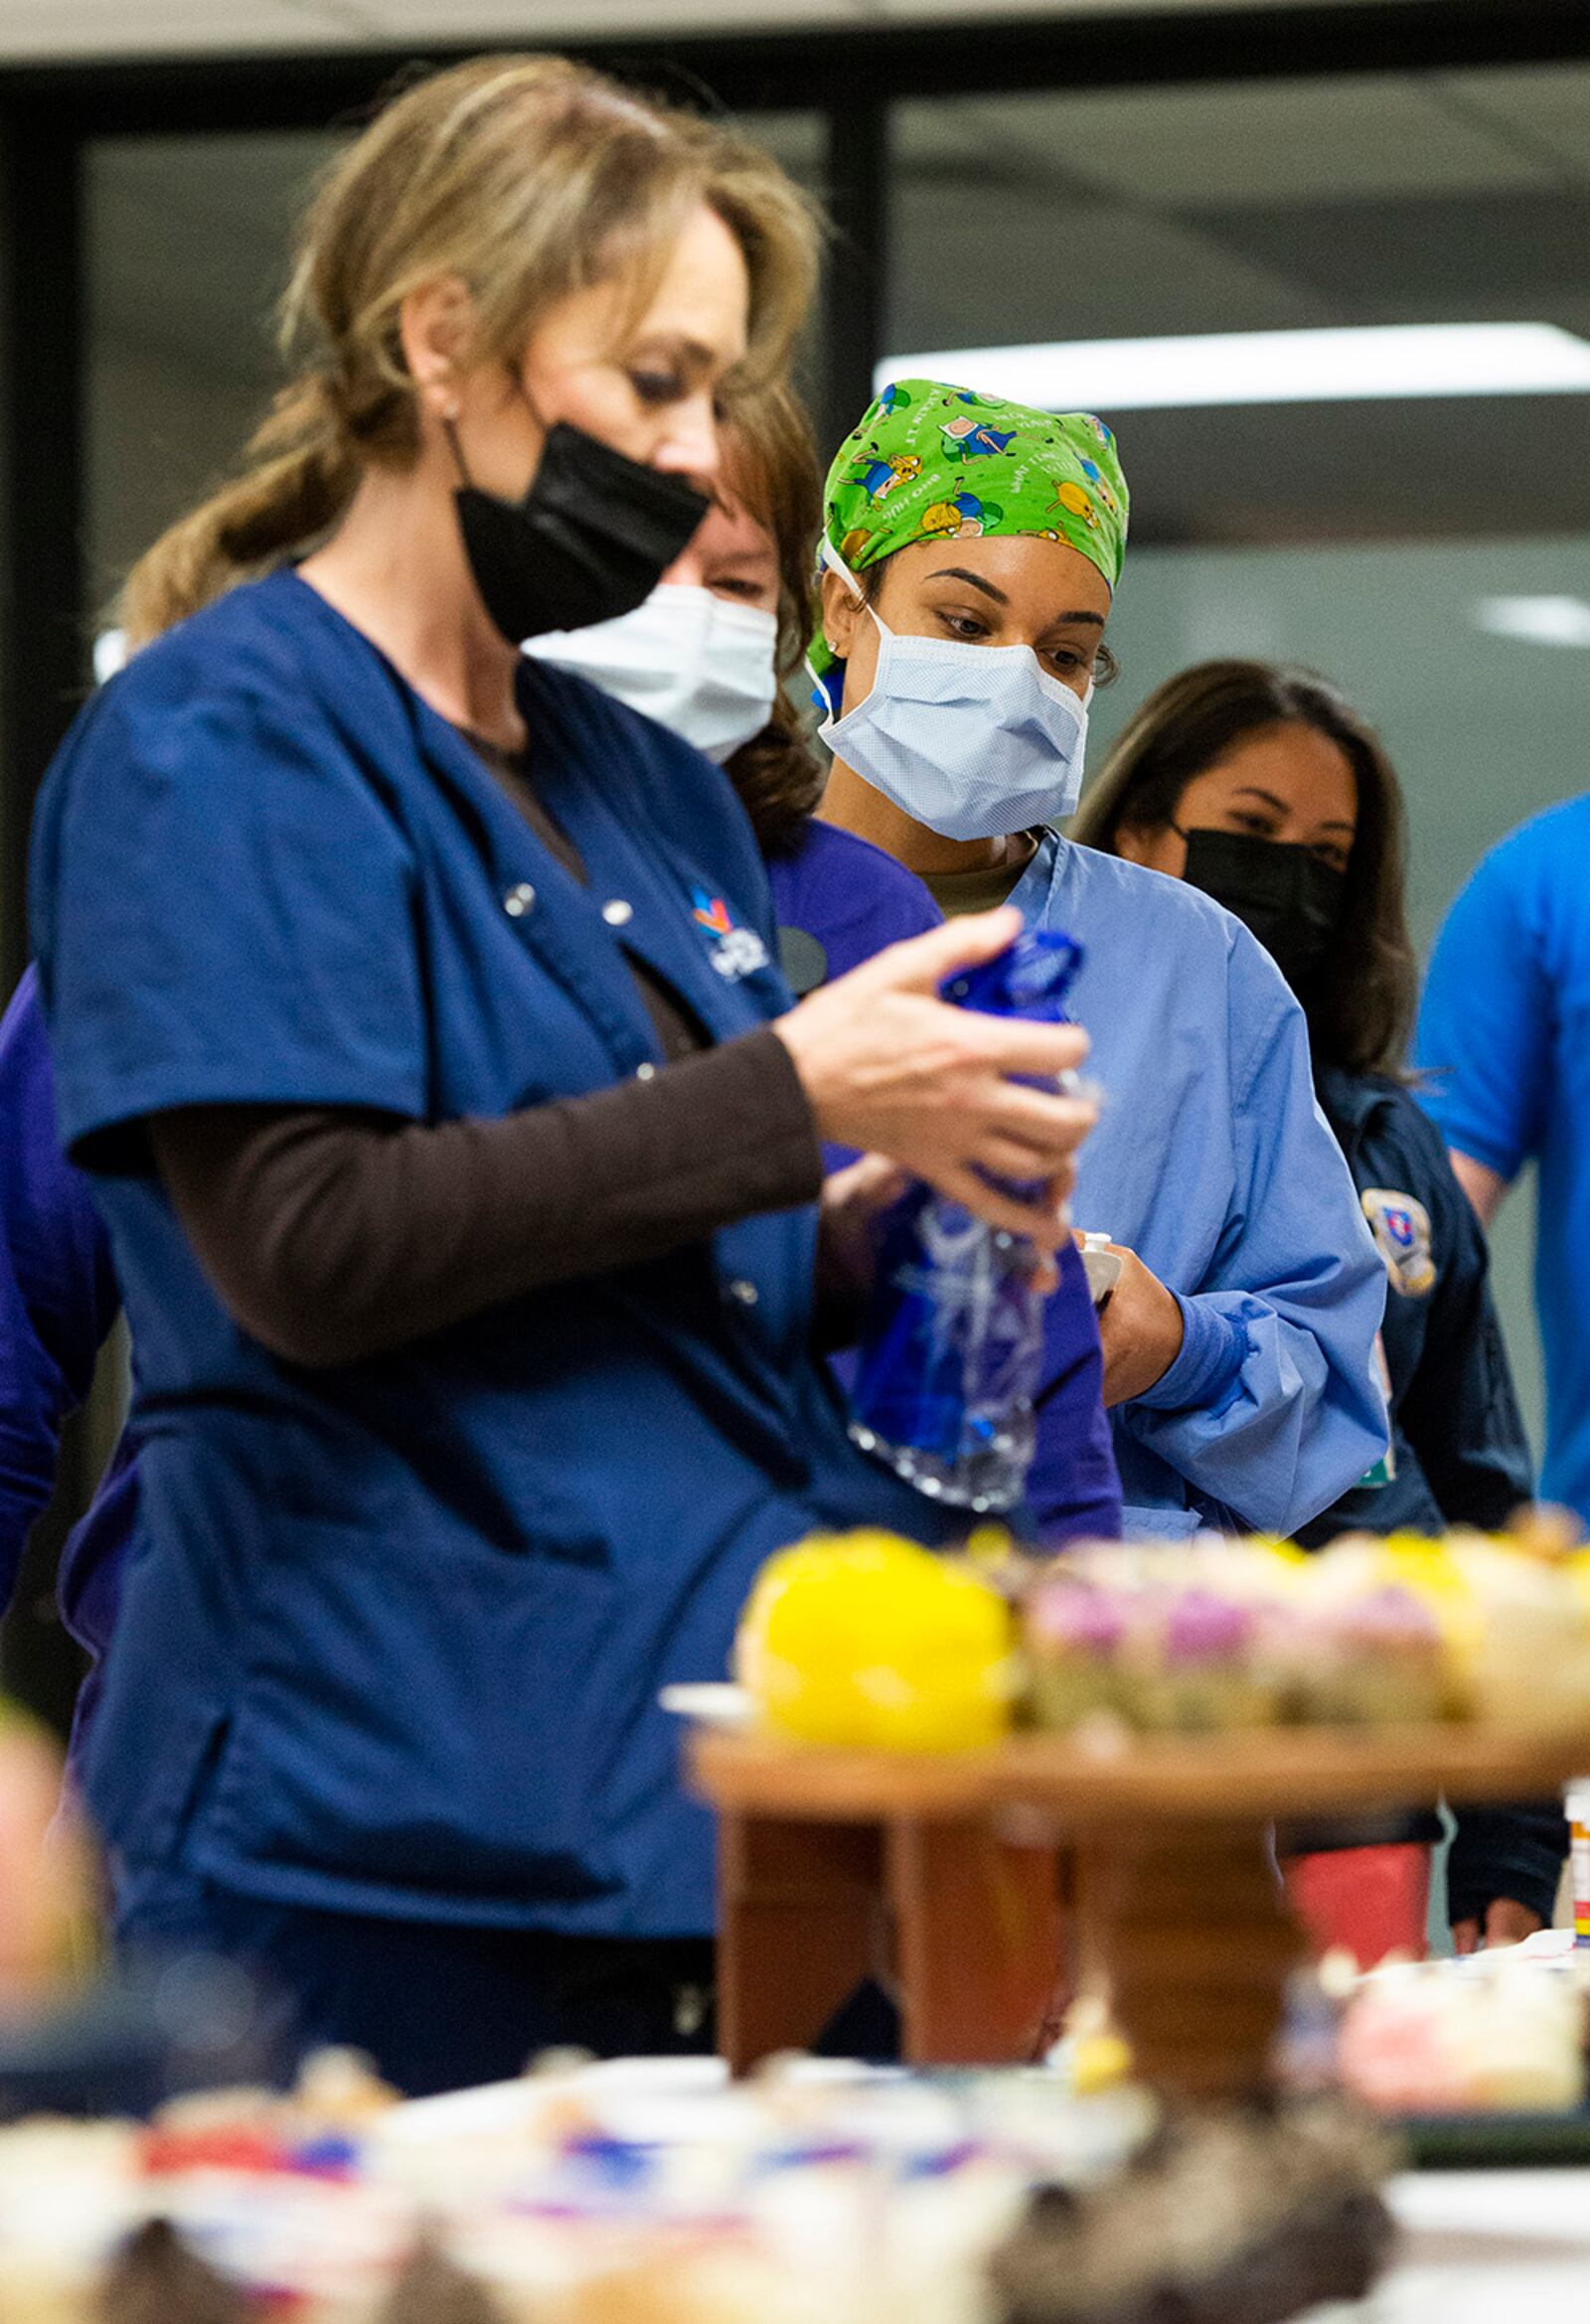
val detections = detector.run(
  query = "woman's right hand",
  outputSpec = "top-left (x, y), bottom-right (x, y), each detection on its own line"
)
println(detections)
top-left (772, 905), bottom-right (1096, 1249)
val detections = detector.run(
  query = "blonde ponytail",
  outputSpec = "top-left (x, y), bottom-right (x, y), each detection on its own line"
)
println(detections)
top-left (122, 54), bottom-right (819, 643)
top-left (122, 374), bottom-right (356, 648)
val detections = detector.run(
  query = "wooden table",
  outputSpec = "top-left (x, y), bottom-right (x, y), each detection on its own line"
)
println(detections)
top-left (690, 1721), bottom-right (1590, 2101)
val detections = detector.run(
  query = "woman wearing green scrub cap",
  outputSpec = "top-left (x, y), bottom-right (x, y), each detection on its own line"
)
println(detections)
top-left (818, 379), bottom-right (1389, 1542)
top-left (814, 380), bottom-right (1125, 869)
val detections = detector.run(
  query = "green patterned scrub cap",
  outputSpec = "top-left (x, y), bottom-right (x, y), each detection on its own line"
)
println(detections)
top-left (811, 377), bottom-right (1129, 682)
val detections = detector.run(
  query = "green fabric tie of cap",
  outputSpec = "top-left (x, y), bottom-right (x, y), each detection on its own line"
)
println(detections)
top-left (810, 377), bottom-right (1129, 679)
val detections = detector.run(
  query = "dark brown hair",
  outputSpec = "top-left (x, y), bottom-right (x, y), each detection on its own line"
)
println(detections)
top-left (718, 380), bottom-right (827, 857)
top-left (1070, 659), bottom-right (1418, 1076)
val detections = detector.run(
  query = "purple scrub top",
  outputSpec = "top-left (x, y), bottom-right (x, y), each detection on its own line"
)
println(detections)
top-left (768, 820), bottom-right (1121, 1544)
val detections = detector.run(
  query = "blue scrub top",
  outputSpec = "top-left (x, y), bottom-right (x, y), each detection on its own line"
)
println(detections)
top-left (0, 803), bottom-right (1116, 1822)
top-left (1011, 832), bottom-right (1387, 1538)
top-left (767, 820), bottom-right (1122, 1546)
top-left (0, 963), bottom-right (131, 1757)
top-left (767, 818), bottom-right (940, 987)
top-left (1416, 796), bottom-right (1590, 1527)
top-left (30, 568), bottom-right (954, 1938)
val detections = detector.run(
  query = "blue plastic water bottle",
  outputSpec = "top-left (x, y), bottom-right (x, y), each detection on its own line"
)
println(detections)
top-left (849, 927), bottom-right (1085, 1513)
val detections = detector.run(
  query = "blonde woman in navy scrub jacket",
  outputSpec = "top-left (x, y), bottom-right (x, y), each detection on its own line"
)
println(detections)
top-left (29, 58), bottom-right (1097, 2093)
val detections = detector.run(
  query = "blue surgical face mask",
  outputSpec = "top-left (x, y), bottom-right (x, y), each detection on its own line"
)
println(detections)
top-left (813, 548), bottom-right (1093, 843)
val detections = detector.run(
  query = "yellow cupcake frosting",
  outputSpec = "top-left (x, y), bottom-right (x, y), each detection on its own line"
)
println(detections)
top-left (736, 1530), bottom-right (1015, 1752)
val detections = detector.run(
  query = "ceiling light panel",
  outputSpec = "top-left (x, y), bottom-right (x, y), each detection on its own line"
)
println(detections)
top-left (877, 0), bottom-right (1393, 12)
top-left (0, 0), bottom-right (1408, 58)
top-left (1475, 595), bottom-right (1590, 648)
top-left (877, 323), bottom-right (1590, 413)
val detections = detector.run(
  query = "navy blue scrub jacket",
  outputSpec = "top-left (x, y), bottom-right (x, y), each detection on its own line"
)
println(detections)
top-left (30, 569), bottom-right (954, 1938)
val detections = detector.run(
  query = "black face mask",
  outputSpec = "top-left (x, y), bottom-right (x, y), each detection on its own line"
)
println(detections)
top-left (1178, 827), bottom-right (1348, 996)
top-left (449, 412), bottom-right (710, 646)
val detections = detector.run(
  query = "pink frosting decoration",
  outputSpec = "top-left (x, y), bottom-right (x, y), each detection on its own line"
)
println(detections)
top-left (1164, 1590), bottom-right (1251, 1665)
top-left (1337, 1585), bottom-right (1441, 1652)
top-left (1028, 1583), bottom-right (1126, 1656)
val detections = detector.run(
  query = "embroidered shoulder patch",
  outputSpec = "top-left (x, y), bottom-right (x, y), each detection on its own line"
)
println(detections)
top-left (1361, 1186), bottom-right (1437, 1298)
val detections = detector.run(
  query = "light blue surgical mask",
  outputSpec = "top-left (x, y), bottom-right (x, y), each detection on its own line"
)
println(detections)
top-left (812, 549), bottom-right (1092, 843)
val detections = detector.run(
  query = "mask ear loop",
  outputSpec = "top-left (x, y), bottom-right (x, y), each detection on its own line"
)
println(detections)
top-left (444, 369), bottom-right (555, 496)
top-left (806, 538), bottom-right (879, 724)
top-left (440, 415), bottom-right (472, 490)
top-left (513, 370), bottom-right (557, 447)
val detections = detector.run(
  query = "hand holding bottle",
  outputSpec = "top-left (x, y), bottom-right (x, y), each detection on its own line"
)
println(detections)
top-left (774, 906), bottom-right (1096, 1247)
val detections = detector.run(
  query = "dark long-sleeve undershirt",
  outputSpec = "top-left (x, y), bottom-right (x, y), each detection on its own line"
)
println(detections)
top-left (147, 731), bottom-right (823, 1368)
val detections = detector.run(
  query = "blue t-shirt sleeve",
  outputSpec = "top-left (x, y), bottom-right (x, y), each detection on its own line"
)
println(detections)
top-left (868, 864), bottom-right (942, 950)
top-left (34, 665), bottom-right (428, 1166)
top-left (1416, 837), bottom-right (1550, 1182)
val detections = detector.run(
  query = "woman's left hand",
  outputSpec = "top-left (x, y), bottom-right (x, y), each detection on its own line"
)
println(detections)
top-left (1092, 1241), bottom-right (1186, 1407)
top-left (1452, 1898), bottom-right (1546, 1954)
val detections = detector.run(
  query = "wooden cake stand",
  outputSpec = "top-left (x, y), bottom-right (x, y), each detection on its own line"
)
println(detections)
top-left (690, 1722), bottom-right (1590, 2102)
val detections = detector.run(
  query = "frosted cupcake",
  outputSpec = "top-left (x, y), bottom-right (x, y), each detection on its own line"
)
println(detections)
top-left (1125, 1590), bottom-right (1279, 1733)
top-left (1340, 1957), bottom-right (1587, 2115)
top-left (1024, 1579), bottom-right (1127, 1731)
top-left (1311, 1585), bottom-right (1448, 1727)
top-left (1445, 1535), bottom-right (1590, 1729)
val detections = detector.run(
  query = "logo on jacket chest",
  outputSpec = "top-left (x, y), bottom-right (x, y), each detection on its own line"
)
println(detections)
top-left (691, 890), bottom-right (770, 982)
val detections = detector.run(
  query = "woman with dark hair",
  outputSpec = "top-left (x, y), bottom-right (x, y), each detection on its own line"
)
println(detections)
top-left (1070, 659), bottom-right (1416, 1085)
top-left (1075, 658), bottom-right (1562, 1955)
top-left (816, 383), bottom-right (1388, 1545)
